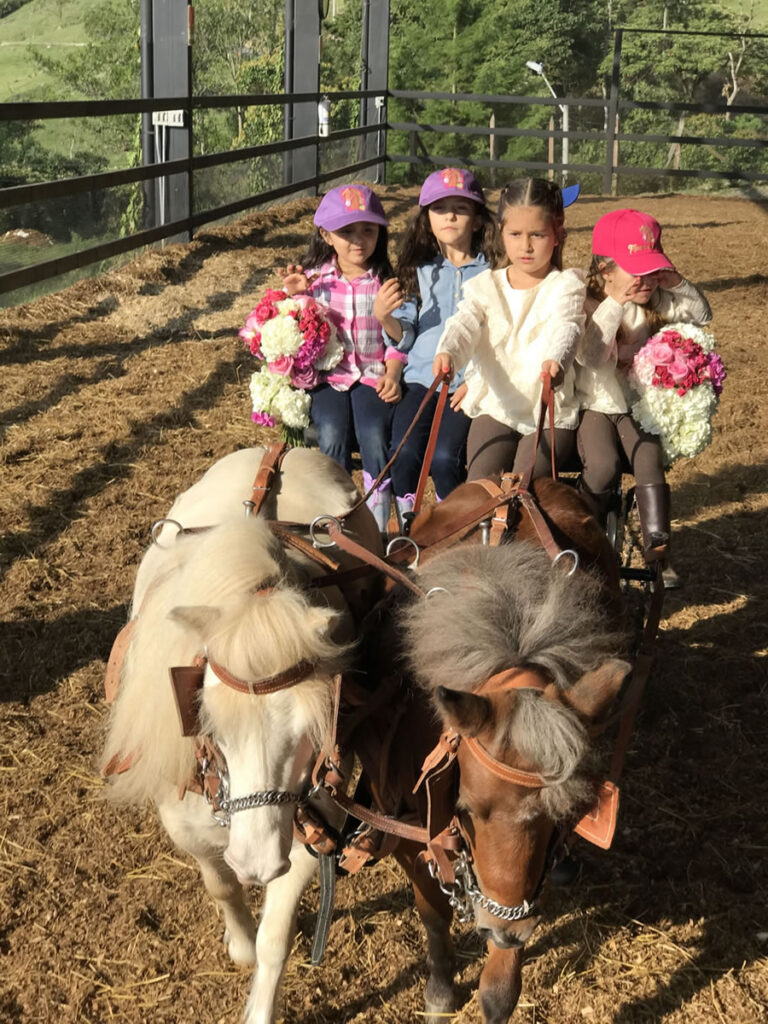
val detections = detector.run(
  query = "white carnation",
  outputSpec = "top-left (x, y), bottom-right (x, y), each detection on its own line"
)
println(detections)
top-left (273, 385), bottom-right (312, 429)
top-left (259, 313), bottom-right (304, 360)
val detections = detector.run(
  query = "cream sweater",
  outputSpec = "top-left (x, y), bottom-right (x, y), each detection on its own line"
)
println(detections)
top-left (575, 279), bottom-right (712, 415)
top-left (435, 267), bottom-right (586, 434)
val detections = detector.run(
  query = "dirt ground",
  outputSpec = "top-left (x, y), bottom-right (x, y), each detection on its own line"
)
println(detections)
top-left (1, 187), bottom-right (767, 1024)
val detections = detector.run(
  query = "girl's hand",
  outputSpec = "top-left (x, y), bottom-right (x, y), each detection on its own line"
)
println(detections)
top-left (373, 279), bottom-right (404, 323)
top-left (282, 264), bottom-right (309, 296)
top-left (432, 353), bottom-right (454, 381)
top-left (655, 268), bottom-right (682, 289)
top-left (541, 360), bottom-right (564, 388)
top-left (450, 382), bottom-right (468, 410)
top-left (376, 374), bottom-right (402, 404)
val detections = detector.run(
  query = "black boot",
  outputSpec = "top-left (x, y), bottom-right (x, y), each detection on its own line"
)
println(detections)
top-left (634, 483), bottom-right (671, 564)
top-left (577, 482), bottom-right (615, 528)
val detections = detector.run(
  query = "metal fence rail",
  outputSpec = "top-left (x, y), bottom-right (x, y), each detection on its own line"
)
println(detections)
top-left (1, 23), bottom-right (767, 301)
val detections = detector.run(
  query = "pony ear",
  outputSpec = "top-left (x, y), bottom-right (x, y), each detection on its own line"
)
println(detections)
top-left (168, 605), bottom-right (222, 636)
top-left (557, 659), bottom-right (631, 725)
top-left (435, 686), bottom-right (491, 737)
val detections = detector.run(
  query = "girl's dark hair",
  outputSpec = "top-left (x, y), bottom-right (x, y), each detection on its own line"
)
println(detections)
top-left (588, 254), bottom-right (667, 335)
top-left (396, 202), bottom-right (500, 298)
top-left (496, 178), bottom-right (567, 270)
top-left (300, 226), bottom-right (394, 281)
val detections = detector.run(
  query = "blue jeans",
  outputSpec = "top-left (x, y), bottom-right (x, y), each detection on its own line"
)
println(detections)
top-left (310, 381), bottom-right (394, 477)
top-left (389, 382), bottom-right (470, 500)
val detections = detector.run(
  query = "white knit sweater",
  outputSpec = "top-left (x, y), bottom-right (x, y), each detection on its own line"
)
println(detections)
top-left (575, 278), bottom-right (713, 414)
top-left (435, 267), bottom-right (586, 434)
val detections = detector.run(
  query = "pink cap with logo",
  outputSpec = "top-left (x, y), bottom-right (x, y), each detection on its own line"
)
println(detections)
top-left (314, 184), bottom-right (389, 231)
top-left (592, 209), bottom-right (675, 275)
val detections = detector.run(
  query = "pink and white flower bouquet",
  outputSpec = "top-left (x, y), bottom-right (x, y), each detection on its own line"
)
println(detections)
top-left (628, 323), bottom-right (726, 464)
top-left (239, 289), bottom-right (343, 444)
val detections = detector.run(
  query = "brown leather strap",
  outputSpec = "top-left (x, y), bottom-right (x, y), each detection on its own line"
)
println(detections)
top-left (519, 374), bottom-right (557, 493)
top-left (268, 522), bottom-right (341, 571)
top-left (413, 378), bottom-right (450, 515)
top-left (245, 441), bottom-right (290, 517)
top-left (207, 656), bottom-right (316, 695)
top-left (516, 490), bottom-right (563, 561)
top-left (462, 735), bottom-right (545, 788)
top-left (347, 372), bottom-right (449, 515)
top-left (326, 520), bottom-right (425, 598)
top-left (327, 787), bottom-right (429, 843)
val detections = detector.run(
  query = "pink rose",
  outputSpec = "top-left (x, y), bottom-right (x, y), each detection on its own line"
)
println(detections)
top-left (267, 355), bottom-right (294, 376)
top-left (291, 364), bottom-right (319, 390)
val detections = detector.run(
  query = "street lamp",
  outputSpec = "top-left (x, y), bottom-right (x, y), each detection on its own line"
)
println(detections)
top-left (526, 61), bottom-right (569, 185)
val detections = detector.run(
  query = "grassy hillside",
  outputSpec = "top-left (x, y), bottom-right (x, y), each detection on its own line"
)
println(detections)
top-left (0, 0), bottom-right (126, 164)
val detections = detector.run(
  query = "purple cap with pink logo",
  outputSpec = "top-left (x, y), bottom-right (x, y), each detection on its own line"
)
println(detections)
top-left (419, 168), bottom-right (487, 207)
top-left (592, 209), bottom-right (675, 275)
top-left (313, 184), bottom-right (389, 231)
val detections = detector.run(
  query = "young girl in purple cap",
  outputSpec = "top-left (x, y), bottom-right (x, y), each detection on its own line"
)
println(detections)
top-left (281, 183), bottom-right (405, 532)
top-left (373, 168), bottom-right (497, 528)
top-left (431, 177), bottom-right (584, 482)
top-left (575, 208), bottom-right (711, 585)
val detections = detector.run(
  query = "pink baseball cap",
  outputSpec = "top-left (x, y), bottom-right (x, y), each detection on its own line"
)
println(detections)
top-left (314, 184), bottom-right (389, 231)
top-left (592, 209), bottom-right (674, 275)
top-left (419, 168), bottom-right (486, 207)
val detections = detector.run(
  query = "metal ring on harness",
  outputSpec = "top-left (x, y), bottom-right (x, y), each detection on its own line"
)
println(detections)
top-left (552, 548), bottom-right (579, 577)
top-left (309, 515), bottom-right (342, 549)
top-left (386, 535), bottom-right (420, 569)
top-left (425, 586), bottom-right (449, 600)
top-left (151, 518), bottom-right (183, 546)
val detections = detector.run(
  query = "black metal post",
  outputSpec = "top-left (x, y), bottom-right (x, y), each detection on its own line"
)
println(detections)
top-left (604, 29), bottom-right (622, 196)
top-left (139, 0), bottom-right (156, 229)
top-left (283, 0), bottom-right (295, 186)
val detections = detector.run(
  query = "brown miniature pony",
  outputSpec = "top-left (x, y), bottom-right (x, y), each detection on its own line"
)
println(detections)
top-left (348, 478), bottom-right (630, 1023)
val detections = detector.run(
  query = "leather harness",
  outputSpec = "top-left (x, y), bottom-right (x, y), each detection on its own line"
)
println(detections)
top-left (103, 377), bottom-right (663, 939)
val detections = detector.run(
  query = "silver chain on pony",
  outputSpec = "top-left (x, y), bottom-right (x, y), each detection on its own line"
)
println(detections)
top-left (428, 851), bottom-right (536, 923)
top-left (201, 752), bottom-right (304, 828)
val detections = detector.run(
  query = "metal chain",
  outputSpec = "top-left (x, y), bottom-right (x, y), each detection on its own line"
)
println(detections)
top-left (201, 752), bottom-right (303, 828)
top-left (429, 851), bottom-right (536, 924)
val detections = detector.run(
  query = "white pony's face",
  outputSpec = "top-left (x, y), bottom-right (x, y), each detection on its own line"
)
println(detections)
top-left (170, 592), bottom-right (339, 887)
top-left (203, 674), bottom-right (320, 885)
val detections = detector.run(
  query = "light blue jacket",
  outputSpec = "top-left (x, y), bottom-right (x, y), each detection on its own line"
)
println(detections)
top-left (389, 253), bottom-right (489, 391)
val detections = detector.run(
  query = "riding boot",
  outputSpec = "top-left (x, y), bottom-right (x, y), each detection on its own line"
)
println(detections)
top-left (395, 493), bottom-right (415, 534)
top-left (577, 482), bottom-right (614, 528)
top-left (634, 483), bottom-right (671, 564)
top-left (363, 473), bottom-right (392, 535)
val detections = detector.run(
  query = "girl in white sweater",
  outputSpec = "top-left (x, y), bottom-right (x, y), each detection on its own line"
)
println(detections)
top-left (432, 178), bottom-right (585, 480)
top-left (576, 208), bottom-right (712, 583)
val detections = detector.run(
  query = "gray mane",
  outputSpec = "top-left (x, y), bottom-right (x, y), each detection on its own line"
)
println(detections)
top-left (400, 542), bottom-right (628, 819)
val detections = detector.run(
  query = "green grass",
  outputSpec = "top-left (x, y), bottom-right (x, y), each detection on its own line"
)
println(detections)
top-left (0, 0), bottom-right (120, 165)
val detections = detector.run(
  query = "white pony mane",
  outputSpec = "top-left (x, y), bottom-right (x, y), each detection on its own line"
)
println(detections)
top-left (101, 517), bottom-right (349, 805)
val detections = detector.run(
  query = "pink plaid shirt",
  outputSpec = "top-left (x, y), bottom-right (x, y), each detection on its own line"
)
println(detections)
top-left (307, 261), bottom-right (406, 391)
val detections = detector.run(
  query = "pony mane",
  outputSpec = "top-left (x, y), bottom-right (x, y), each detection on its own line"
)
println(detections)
top-left (101, 518), bottom-right (348, 805)
top-left (401, 542), bottom-right (627, 818)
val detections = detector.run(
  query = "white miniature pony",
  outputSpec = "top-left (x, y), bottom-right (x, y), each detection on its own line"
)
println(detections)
top-left (100, 447), bottom-right (382, 1024)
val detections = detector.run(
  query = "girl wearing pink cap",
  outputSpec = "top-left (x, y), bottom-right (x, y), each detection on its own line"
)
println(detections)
top-left (281, 183), bottom-right (406, 532)
top-left (375, 168), bottom-right (498, 528)
top-left (575, 208), bottom-right (712, 584)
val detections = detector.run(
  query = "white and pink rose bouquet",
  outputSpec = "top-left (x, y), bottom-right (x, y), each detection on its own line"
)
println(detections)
top-left (239, 289), bottom-right (343, 444)
top-left (628, 323), bottom-right (726, 464)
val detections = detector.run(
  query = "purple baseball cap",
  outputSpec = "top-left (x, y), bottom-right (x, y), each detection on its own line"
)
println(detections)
top-left (313, 184), bottom-right (389, 231)
top-left (419, 167), bottom-right (486, 207)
